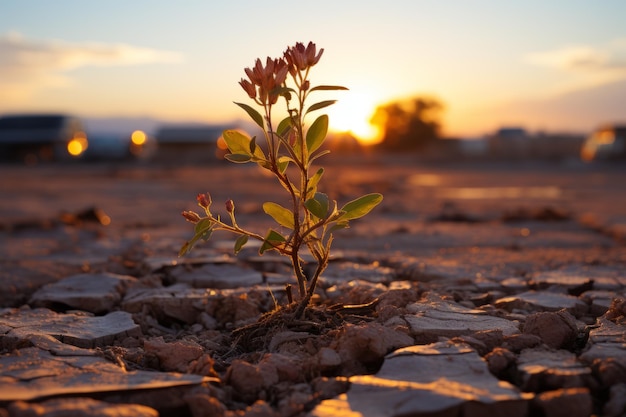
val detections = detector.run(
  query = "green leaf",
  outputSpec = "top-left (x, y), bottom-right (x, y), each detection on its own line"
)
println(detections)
top-left (194, 218), bottom-right (213, 236)
top-left (225, 153), bottom-right (252, 163)
top-left (223, 130), bottom-right (266, 163)
top-left (306, 114), bottom-right (328, 155)
top-left (277, 155), bottom-right (291, 174)
top-left (292, 136), bottom-right (303, 162)
top-left (310, 85), bottom-right (349, 92)
top-left (304, 199), bottom-right (323, 220)
top-left (234, 235), bottom-right (249, 254)
top-left (306, 168), bottom-right (324, 196)
top-left (259, 229), bottom-right (287, 254)
top-left (328, 221), bottom-right (350, 235)
top-left (338, 193), bottom-right (383, 221)
top-left (277, 117), bottom-right (292, 137)
top-left (263, 202), bottom-right (295, 229)
top-left (223, 130), bottom-right (252, 155)
top-left (179, 240), bottom-right (193, 257)
top-left (309, 149), bottom-right (331, 164)
top-left (179, 219), bottom-right (214, 257)
top-left (305, 100), bottom-right (336, 115)
top-left (305, 192), bottom-right (330, 219)
top-left (249, 136), bottom-right (257, 154)
top-left (234, 102), bottom-right (264, 128)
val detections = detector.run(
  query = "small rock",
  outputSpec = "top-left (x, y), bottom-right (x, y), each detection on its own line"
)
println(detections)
top-left (532, 387), bottom-right (593, 417)
top-left (256, 353), bottom-right (298, 386)
top-left (325, 280), bottom-right (387, 306)
top-left (502, 333), bottom-right (542, 352)
top-left (522, 310), bottom-right (580, 349)
top-left (317, 347), bottom-right (342, 372)
top-left (452, 329), bottom-right (504, 356)
top-left (122, 285), bottom-right (219, 324)
top-left (603, 383), bottom-right (626, 417)
top-left (310, 341), bottom-right (531, 417)
top-left (495, 291), bottom-right (588, 317)
top-left (170, 263), bottom-right (263, 288)
top-left (580, 343), bottom-right (626, 386)
top-left (8, 397), bottom-right (159, 417)
top-left (604, 297), bottom-right (626, 323)
top-left (586, 317), bottom-right (625, 344)
top-left (198, 312), bottom-right (217, 330)
top-left (0, 308), bottom-right (141, 349)
top-left (530, 270), bottom-right (593, 292)
top-left (29, 272), bottom-right (136, 314)
top-left (580, 290), bottom-right (618, 317)
top-left (405, 295), bottom-right (519, 343)
top-left (241, 400), bottom-right (279, 417)
top-left (386, 256), bottom-right (479, 282)
top-left (485, 347), bottom-right (516, 376)
top-left (185, 394), bottom-right (226, 417)
top-left (143, 336), bottom-right (204, 373)
top-left (332, 322), bottom-right (414, 375)
top-left (517, 348), bottom-right (595, 392)
top-left (226, 359), bottom-right (266, 402)
top-left (376, 287), bottom-right (420, 311)
top-left (311, 376), bottom-right (349, 400)
top-left (214, 293), bottom-right (262, 326)
top-left (277, 384), bottom-right (315, 416)
top-left (319, 262), bottom-right (396, 286)
top-left (580, 317), bottom-right (626, 386)
top-left (0, 346), bottom-right (216, 403)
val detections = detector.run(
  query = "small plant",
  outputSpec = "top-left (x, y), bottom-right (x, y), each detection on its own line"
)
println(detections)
top-left (180, 42), bottom-right (382, 315)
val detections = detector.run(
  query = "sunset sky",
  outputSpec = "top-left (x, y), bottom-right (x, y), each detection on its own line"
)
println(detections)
top-left (2, 1), bottom-right (626, 142)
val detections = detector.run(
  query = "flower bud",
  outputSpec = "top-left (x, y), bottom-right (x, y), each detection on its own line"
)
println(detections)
top-left (225, 199), bottom-right (235, 213)
top-left (197, 192), bottom-right (211, 209)
top-left (239, 78), bottom-right (256, 99)
top-left (182, 210), bottom-right (201, 223)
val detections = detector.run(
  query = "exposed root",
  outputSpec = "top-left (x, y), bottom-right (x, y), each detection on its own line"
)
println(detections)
top-left (229, 298), bottom-right (381, 354)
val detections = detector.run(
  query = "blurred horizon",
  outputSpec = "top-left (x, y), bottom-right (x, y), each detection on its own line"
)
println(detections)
top-left (2, 1), bottom-right (626, 144)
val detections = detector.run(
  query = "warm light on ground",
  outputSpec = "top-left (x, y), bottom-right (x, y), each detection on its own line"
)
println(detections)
top-left (328, 92), bottom-right (383, 145)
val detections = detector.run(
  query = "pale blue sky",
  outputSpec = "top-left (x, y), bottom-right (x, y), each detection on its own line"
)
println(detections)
top-left (2, 1), bottom-right (626, 139)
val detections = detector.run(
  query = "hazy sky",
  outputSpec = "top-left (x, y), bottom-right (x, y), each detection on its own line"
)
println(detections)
top-left (2, 1), bottom-right (626, 140)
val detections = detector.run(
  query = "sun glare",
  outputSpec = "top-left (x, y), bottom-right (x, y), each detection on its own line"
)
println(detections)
top-left (328, 92), bottom-right (383, 145)
top-left (131, 130), bottom-right (147, 145)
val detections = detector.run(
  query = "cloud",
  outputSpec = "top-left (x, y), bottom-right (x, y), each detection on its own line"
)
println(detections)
top-left (526, 46), bottom-right (610, 71)
top-left (490, 77), bottom-right (626, 134)
top-left (0, 32), bottom-right (183, 101)
top-left (525, 38), bottom-right (626, 94)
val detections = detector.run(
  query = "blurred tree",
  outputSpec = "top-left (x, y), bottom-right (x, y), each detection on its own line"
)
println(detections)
top-left (371, 97), bottom-right (444, 151)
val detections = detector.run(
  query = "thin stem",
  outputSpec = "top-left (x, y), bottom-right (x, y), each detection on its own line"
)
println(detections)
top-left (211, 219), bottom-right (291, 256)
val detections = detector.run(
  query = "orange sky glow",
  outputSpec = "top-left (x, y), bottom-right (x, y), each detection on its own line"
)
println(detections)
top-left (2, 1), bottom-right (626, 144)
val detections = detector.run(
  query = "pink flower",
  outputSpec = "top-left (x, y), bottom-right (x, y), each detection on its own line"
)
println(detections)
top-left (239, 78), bottom-right (256, 99)
top-left (284, 42), bottom-right (324, 75)
top-left (241, 57), bottom-right (288, 105)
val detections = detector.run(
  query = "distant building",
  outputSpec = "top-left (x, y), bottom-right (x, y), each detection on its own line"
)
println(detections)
top-left (488, 127), bottom-right (529, 159)
top-left (529, 131), bottom-right (584, 161)
top-left (486, 127), bottom-right (584, 161)
top-left (153, 124), bottom-right (227, 163)
top-left (0, 113), bottom-right (88, 163)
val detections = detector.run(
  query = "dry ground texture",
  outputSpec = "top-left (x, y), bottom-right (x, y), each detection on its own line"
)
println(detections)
top-left (0, 157), bottom-right (625, 416)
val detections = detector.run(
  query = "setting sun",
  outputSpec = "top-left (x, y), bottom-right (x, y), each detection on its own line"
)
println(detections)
top-left (328, 92), bottom-right (383, 145)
